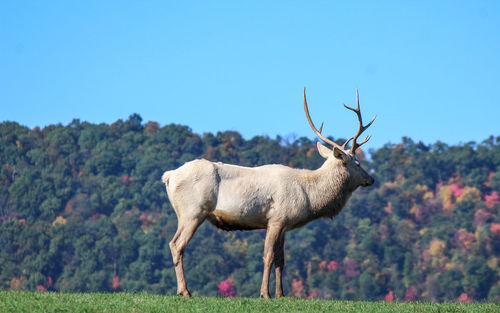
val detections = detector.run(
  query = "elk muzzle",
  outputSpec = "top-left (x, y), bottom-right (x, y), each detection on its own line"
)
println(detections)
top-left (362, 175), bottom-right (375, 187)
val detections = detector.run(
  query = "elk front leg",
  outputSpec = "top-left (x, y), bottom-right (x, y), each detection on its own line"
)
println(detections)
top-left (260, 224), bottom-right (283, 299)
top-left (274, 232), bottom-right (285, 298)
top-left (169, 216), bottom-right (204, 297)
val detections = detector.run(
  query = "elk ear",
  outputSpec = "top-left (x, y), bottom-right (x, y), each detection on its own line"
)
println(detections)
top-left (316, 142), bottom-right (332, 159)
top-left (333, 146), bottom-right (347, 161)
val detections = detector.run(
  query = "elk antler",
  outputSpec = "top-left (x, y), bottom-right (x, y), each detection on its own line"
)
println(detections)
top-left (304, 88), bottom-right (351, 150)
top-left (343, 88), bottom-right (376, 154)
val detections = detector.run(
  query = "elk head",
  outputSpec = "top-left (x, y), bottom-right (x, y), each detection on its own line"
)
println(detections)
top-left (303, 88), bottom-right (376, 188)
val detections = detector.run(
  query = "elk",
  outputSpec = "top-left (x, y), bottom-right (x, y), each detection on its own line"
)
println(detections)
top-left (162, 88), bottom-right (376, 298)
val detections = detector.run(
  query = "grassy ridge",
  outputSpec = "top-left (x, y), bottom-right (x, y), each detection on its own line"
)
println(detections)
top-left (0, 291), bottom-right (498, 313)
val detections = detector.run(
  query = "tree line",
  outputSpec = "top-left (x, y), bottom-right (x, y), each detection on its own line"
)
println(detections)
top-left (1, 114), bottom-right (499, 302)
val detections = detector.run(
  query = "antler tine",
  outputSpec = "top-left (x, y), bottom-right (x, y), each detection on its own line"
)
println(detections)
top-left (303, 88), bottom-right (342, 149)
top-left (357, 134), bottom-right (372, 147)
top-left (341, 137), bottom-right (353, 150)
top-left (344, 89), bottom-right (377, 154)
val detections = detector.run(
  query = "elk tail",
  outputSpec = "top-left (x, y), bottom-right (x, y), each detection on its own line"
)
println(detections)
top-left (161, 170), bottom-right (172, 186)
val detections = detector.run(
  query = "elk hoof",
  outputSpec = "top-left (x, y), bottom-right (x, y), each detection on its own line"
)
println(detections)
top-left (177, 290), bottom-right (191, 297)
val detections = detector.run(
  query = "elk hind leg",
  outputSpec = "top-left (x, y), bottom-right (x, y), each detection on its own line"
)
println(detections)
top-left (169, 215), bottom-right (205, 297)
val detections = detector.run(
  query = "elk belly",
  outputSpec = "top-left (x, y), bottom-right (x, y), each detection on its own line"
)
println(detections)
top-left (209, 184), bottom-right (272, 230)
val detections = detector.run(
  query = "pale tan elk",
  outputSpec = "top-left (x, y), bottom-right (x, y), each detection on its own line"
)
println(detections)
top-left (162, 88), bottom-right (376, 298)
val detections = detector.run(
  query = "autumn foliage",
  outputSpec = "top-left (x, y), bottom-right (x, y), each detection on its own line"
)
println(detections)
top-left (0, 118), bottom-right (499, 302)
top-left (217, 278), bottom-right (235, 297)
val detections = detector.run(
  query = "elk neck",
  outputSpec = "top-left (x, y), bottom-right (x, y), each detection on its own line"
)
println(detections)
top-left (304, 157), bottom-right (353, 219)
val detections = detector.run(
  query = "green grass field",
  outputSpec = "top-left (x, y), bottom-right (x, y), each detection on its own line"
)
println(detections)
top-left (0, 291), bottom-right (498, 313)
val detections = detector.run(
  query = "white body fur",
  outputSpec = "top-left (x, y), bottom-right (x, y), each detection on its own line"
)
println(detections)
top-left (164, 155), bottom-right (353, 232)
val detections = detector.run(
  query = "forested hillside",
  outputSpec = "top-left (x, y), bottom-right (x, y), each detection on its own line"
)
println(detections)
top-left (1, 114), bottom-right (500, 302)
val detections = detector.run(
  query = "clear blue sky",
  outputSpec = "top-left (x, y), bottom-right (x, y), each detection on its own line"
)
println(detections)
top-left (1, 1), bottom-right (499, 150)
